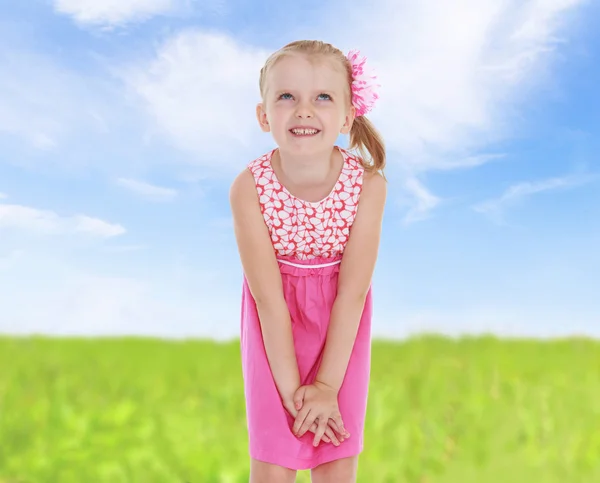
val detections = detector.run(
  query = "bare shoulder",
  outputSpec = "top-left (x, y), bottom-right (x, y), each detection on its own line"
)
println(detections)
top-left (229, 168), bottom-right (256, 208)
top-left (362, 169), bottom-right (386, 189)
top-left (359, 169), bottom-right (387, 210)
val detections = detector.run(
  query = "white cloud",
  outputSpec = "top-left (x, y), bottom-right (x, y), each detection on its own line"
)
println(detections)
top-left (0, 192), bottom-right (7, 199)
top-left (120, 0), bottom-right (584, 171)
top-left (423, 154), bottom-right (507, 172)
top-left (54, 0), bottom-right (178, 27)
top-left (347, 0), bottom-right (585, 159)
top-left (117, 178), bottom-right (178, 201)
top-left (473, 173), bottom-right (597, 223)
top-left (0, 203), bottom-right (125, 238)
top-left (117, 0), bottom-right (586, 219)
top-left (73, 215), bottom-right (126, 237)
top-left (400, 177), bottom-right (441, 224)
top-left (333, 0), bottom-right (587, 219)
top-left (119, 31), bottom-right (273, 170)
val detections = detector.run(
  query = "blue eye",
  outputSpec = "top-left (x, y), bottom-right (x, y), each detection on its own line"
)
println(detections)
top-left (277, 93), bottom-right (332, 101)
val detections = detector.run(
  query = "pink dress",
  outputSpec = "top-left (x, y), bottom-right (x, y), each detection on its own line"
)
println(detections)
top-left (240, 145), bottom-right (373, 470)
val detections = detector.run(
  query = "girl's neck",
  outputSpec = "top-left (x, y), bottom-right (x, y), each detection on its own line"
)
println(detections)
top-left (274, 146), bottom-right (341, 188)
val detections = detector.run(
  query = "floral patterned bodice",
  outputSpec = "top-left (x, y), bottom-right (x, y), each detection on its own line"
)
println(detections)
top-left (247, 146), bottom-right (365, 260)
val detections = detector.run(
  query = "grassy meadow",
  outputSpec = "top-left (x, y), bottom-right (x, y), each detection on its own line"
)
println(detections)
top-left (1, 335), bottom-right (599, 482)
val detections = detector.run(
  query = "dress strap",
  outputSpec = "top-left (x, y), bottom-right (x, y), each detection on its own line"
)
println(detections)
top-left (276, 259), bottom-right (342, 269)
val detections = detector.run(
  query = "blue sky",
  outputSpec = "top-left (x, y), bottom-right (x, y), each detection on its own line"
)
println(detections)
top-left (0, 0), bottom-right (598, 340)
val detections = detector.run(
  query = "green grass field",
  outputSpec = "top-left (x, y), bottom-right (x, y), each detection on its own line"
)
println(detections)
top-left (1, 335), bottom-right (599, 482)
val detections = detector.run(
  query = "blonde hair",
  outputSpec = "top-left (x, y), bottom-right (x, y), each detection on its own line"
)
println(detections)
top-left (258, 40), bottom-right (386, 177)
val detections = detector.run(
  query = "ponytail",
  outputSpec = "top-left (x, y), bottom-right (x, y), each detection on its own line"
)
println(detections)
top-left (349, 115), bottom-right (386, 179)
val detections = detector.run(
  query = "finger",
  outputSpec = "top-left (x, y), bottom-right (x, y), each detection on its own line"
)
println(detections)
top-left (327, 420), bottom-right (344, 442)
top-left (296, 411), bottom-right (316, 438)
top-left (326, 418), bottom-right (341, 434)
top-left (324, 425), bottom-right (340, 446)
top-left (293, 386), bottom-right (305, 411)
top-left (332, 414), bottom-right (350, 438)
top-left (292, 407), bottom-right (310, 435)
top-left (313, 417), bottom-right (329, 447)
top-left (310, 422), bottom-right (331, 443)
top-left (312, 417), bottom-right (328, 447)
top-left (294, 409), bottom-right (314, 437)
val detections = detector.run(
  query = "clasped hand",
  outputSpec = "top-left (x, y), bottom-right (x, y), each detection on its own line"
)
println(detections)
top-left (287, 381), bottom-right (350, 447)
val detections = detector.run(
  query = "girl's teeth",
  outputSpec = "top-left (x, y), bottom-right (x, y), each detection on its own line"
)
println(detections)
top-left (292, 129), bottom-right (318, 135)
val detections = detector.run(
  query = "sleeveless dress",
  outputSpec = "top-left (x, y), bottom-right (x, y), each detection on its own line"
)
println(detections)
top-left (240, 145), bottom-right (373, 470)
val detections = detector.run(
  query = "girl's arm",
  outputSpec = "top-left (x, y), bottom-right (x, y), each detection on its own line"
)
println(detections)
top-left (230, 169), bottom-right (301, 410)
top-left (315, 170), bottom-right (387, 392)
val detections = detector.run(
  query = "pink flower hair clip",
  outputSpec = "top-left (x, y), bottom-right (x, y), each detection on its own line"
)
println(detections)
top-left (346, 49), bottom-right (380, 117)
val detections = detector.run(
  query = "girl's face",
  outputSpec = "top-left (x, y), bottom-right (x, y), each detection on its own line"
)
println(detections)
top-left (256, 53), bottom-right (355, 155)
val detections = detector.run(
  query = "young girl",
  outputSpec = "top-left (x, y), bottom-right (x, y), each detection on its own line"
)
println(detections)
top-left (230, 40), bottom-right (387, 482)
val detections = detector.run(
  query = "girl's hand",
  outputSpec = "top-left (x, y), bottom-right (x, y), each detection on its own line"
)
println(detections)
top-left (283, 397), bottom-right (343, 446)
top-left (292, 382), bottom-right (350, 447)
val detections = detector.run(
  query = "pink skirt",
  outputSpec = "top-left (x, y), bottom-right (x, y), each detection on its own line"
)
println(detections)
top-left (240, 255), bottom-right (373, 470)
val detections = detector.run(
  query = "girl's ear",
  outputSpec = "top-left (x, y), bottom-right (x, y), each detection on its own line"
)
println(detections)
top-left (340, 105), bottom-right (356, 134)
top-left (256, 103), bottom-right (270, 133)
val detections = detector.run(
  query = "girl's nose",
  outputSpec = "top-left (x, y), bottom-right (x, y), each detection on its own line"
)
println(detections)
top-left (295, 101), bottom-right (314, 118)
